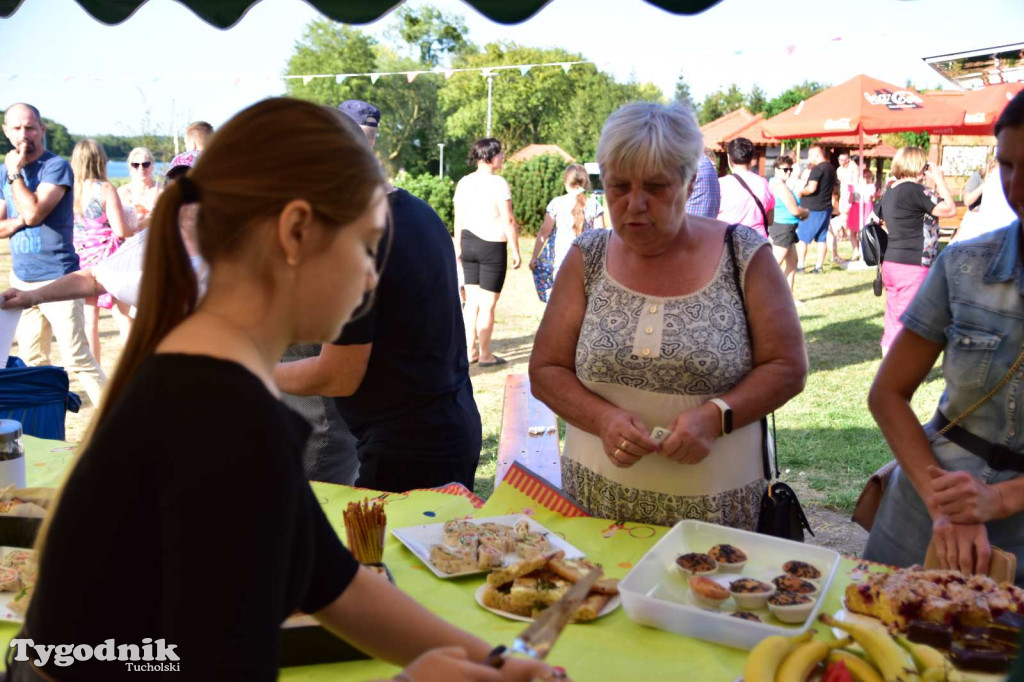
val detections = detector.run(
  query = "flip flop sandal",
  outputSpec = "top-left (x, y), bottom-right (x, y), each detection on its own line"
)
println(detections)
top-left (479, 356), bottom-right (507, 367)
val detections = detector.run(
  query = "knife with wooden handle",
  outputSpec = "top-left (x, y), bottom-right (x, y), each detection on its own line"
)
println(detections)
top-left (485, 567), bottom-right (603, 666)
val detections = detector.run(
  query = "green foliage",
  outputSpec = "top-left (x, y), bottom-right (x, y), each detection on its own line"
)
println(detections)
top-left (502, 154), bottom-right (567, 236)
top-left (881, 132), bottom-right (930, 151)
top-left (765, 80), bottom-right (829, 118)
top-left (391, 171), bottom-right (455, 232)
top-left (746, 84), bottom-right (768, 115)
top-left (674, 74), bottom-right (696, 112)
top-left (389, 5), bottom-right (470, 67)
top-left (698, 84), bottom-right (746, 125)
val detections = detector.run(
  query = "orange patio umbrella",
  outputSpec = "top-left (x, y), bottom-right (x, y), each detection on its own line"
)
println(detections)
top-left (934, 82), bottom-right (1024, 135)
top-left (762, 74), bottom-right (966, 139)
top-left (763, 75), bottom-right (967, 229)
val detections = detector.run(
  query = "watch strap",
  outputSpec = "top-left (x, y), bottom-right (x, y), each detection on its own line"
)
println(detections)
top-left (708, 397), bottom-right (732, 435)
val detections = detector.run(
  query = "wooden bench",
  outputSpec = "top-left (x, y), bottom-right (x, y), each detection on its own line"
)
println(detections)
top-left (495, 373), bottom-right (562, 488)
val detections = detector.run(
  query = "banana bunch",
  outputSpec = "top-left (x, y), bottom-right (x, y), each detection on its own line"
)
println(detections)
top-left (743, 615), bottom-right (964, 682)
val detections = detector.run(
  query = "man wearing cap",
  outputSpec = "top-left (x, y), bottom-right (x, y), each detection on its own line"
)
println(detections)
top-left (277, 100), bottom-right (482, 493)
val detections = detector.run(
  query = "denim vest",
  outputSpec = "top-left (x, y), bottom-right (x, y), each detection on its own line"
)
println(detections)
top-left (901, 221), bottom-right (1024, 484)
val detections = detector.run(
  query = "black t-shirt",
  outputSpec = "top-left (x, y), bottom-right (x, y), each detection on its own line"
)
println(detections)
top-left (803, 162), bottom-right (837, 211)
top-left (877, 182), bottom-right (939, 267)
top-left (333, 189), bottom-right (475, 430)
top-left (26, 354), bottom-right (358, 680)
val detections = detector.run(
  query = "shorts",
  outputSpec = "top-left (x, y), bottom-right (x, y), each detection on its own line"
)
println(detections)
top-left (796, 209), bottom-right (831, 243)
top-left (461, 230), bottom-right (508, 293)
top-left (768, 222), bottom-right (799, 248)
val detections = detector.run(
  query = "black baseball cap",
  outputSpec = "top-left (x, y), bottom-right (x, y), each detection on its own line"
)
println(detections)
top-left (338, 100), bottom-right (381, 128)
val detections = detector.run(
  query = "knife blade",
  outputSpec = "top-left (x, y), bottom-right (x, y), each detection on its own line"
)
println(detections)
top-left (496, 566), bottom-right (603, 663)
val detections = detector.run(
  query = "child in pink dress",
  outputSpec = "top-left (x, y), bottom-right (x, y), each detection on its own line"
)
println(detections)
top-left (71, 139), bottom-right (130, 361)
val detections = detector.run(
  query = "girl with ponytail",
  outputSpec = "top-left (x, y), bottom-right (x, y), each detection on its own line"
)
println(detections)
top-left (529, 163), bottom-right (605, 302)
top-left (16, 98), bottom-right (554, 682)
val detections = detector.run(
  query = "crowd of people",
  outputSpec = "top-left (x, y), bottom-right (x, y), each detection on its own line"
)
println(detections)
top-left (0, 88), bottom-right (1020, 678)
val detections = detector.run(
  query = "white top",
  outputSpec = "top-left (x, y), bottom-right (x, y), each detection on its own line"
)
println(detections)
top-left (454, 171), bottom-right (512, 242)
top-left (545, 190), bottom-right (604, 270)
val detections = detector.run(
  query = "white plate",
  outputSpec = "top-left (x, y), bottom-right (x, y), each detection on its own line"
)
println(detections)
top-left (830, 609), bottom-right (1006, 682)
top-left (618, 520), bottom-right (841, 651)
top-left (0, 546), bottom-right (34, 622)
top-left (391, 515), bottom-right (585, 579)
top-left (473, 584), bottom-right (620, 623)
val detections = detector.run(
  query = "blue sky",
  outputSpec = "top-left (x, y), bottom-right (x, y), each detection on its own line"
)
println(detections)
top-left (1, 0), bottom-right (1022, 137)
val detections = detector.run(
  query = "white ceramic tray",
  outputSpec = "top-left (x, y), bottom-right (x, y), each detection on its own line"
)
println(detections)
top-left (618, 520), bottom-right (840, 650)
top-left (392, 515), bottom-right (586, 579)
top-left (473, 584), bottom-right (621, 623)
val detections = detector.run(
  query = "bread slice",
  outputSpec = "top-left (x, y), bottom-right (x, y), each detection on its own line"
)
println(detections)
top-left (482, 583), bottom-right (532, 617)
top-left (573, 593), bottom-right (612, 622)
top-left (509, 572), bottom-right (570, 607)
top-left (547, 556), bottom-right (618, 595)
top-left (487, 551), bottom-right (562, 587)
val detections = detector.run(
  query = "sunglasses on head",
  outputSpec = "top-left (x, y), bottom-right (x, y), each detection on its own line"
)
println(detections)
top-left (131, 161), bottom-right (152, 169)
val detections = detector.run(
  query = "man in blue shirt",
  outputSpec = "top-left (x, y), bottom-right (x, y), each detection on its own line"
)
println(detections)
top-left (0, 103), bottom-right (105, 405)
top-left (685, 153), bottom-right (721, 219)
top-left (276, 100), bottom-right (481, 493)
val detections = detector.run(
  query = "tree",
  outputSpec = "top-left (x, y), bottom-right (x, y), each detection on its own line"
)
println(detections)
top-left (284, 19), bottom-right (442, 176)
top-left (389, 5), bottom-right (471, 67)
top-left (765, 80), bottom-right (828, 118)
top-left (746, 84), bottom-right (768, 115)
top-left (674, 74), bottom-right (696, 113)
top-left (698, 84), bottom-right (746, 124)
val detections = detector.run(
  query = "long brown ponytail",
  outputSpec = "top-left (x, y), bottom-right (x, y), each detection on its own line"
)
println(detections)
top-left (564, 163), bottom-right (591, 236)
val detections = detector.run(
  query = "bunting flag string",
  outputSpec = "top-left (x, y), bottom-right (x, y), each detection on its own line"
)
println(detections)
top-left (0, 60), bottom-right (595, 88)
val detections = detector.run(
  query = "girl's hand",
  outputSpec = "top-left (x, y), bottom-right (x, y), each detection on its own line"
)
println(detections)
top-left (397, 647), bottom-right (501, 682)
top-left (928, 466), bottom-right (1003, 524)
top-left (600, 410), bottom-right (659, 468)
top-left (528, 258), bottom-right (538, 271)
top-left (931, 516), bottom-right (991, 576)
top-left (511, 251), bottom-right (522, 269)
top-left (658, 403), bottom-right (720, 465)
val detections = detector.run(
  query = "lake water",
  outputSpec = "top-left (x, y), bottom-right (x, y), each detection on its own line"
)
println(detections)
top-left (107, 160), bottom-right (169, 181)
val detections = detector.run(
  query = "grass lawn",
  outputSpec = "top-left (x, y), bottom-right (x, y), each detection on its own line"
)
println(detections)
top-left (4, 235), bottom-right (943, 517)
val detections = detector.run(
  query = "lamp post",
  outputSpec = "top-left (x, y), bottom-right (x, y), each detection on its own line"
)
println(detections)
top-left (485, 71), bottom-right (497, 137)
top-left (438, 143), bottom-right (445, 179)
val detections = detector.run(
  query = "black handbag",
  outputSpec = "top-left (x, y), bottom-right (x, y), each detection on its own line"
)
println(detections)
top-left (859, 220), bottom-right (888, 297)
top-left (724, 225), bottom-right (814, 541)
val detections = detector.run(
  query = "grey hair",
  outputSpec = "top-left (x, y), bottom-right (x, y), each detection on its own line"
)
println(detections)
top-left (596, 102), bottom-right (704, 186)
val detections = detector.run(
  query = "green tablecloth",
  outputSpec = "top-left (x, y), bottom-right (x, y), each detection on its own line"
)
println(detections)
top-left (8, 437), bottom-right (879, 681)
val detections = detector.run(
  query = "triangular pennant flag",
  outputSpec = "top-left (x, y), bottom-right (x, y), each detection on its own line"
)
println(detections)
top-left (335, 75), bottom-right (348, 84)
top-left (831, 36), bottom-right (842, 41)
top-left (785, 45), bottom-right (796, 56)
top-left (63, 75), bottom-right (75, 81)
top-left (407, 72), bottom-right (418, 83)
top-left (561, 63), bottom-right (572, 74)
top-left (8, 74), bottom-right (17, 81)
top-left (370, 73), bottom-right (380, 84)
top-left (302, 76), bottom-right (315, 86)
top-left (481, 69), bottom-right (493, 78)
top-left (233, 77), bottom-right (243, 87)
top-left (519, 66), bottom-right (531, 76)
top-left (444, 70), bottom-right (454, 79)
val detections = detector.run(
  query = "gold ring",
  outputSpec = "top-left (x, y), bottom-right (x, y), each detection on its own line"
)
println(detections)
top-left (613, 448), bottom-right (622, 458)
top-left (620, 439), bottom-right (628, 450)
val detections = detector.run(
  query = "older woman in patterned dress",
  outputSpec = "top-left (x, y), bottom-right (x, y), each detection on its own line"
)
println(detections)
top-left (529, 102), bottom-right (807, 529)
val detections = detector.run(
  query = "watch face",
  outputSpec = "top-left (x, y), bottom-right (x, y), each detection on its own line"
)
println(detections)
top-left (723, 409), bottom-right (733, 434)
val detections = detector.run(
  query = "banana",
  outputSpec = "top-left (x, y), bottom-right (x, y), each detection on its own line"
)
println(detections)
top-left (743, 630), bottom-right (814, 682)
top-left (919, 667), bottom-right (963, 682)
top-left (776, 637), bottom-right (853, 682)
top-left (818, 614), bottom-right (918, 682)
top-left (894, 635), bottom-right (962, 681)
top-left (828, 650), bottom-right (885, 682)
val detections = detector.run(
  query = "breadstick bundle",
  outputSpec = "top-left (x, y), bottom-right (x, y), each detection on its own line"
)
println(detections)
top-left (342, 499), bottom-right (386, 565)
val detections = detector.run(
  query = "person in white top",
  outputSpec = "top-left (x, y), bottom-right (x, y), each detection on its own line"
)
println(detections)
top-left (717, 137), bottom-right (775, 238)
top-left (453, 138), bottom-right (521, 366)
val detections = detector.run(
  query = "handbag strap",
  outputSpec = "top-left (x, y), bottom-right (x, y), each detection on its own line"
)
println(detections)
top-left (928, 344), bottom-right (1024, 443)
top-left (724, 224), bottom-right (779, 481)
top-left (731, 173), bottom-right (769, 229)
